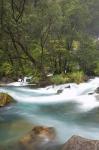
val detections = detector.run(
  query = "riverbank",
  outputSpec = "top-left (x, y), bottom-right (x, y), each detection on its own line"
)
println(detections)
top-left (0, 72), bottom-right (90, 88)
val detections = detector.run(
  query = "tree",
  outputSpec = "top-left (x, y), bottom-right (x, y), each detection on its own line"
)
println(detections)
top-left (0, 0), bottom-right (99, 80)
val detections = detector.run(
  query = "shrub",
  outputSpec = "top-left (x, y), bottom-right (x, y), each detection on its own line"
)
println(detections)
top-left (67, 71), bottom-right (85, 83)
top-left (50, 71), bottom-right (85, 85)
top-left (94, 62), bottom-right (99, 76)
top-left (1, 62), bottom-right (13, 76)
top-left (51, 74), bottom-right (70, 85)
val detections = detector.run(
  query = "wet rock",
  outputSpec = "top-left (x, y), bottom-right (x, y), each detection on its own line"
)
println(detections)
top-left (0, 93), bottom-right (15, 107)
top-left (57, 89), bottom-right (63, 94)
top-left (19, 126), bottom-right (56, 150)
top-left (95, 87), bottom-right (99, 94)
top-left (88, 92), bottom-right (94, 95)
top-left (65, 85), bottom-right (71, 89)
top-left (95, 94), bottom-right (99, 100)
top-left (38, 78), bottom-right (53, 87)
top-left (57, 85), bottom-right (71, 94)
top-left (62, 135), bottom-right (99, 150)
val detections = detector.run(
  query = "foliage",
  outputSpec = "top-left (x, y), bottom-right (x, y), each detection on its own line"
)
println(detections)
top-left (67, 71), bottom-right (85, 84)
top-left (0, 0), bottom-right (99, 83)
top-left (51, 74), bottom-right (70, 85)
top-left (51, 71), bottom-right (85, 85)
top-left (94, 62), bottom-right (99, 76)
top-left (1, 62), bottom-right (13, 77)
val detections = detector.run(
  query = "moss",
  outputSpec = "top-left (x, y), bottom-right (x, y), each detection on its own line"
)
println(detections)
top-left (0, 93), bottom-right (15, 107)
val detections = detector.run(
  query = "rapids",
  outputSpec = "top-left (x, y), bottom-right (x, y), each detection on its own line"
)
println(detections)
top-left (0, 77), bottom-right (99, 148)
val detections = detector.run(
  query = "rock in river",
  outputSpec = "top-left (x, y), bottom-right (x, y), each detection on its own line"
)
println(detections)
top-left (95, 87), bottom-right (99, 94)
top-left (62, 135), bottom-right (99, 150)
top-left (95, 94), bottom-right (99, 100)
top-left (19, 126), bottom-right (56, 150)
top-left (57, 89), bottom-right (63, 94)
top-left (0, 93), bottom-right (15, 107)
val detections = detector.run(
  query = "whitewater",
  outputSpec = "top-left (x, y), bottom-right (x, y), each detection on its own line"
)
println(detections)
top-left (0, 77), bottom-right (99, 111)
top-left (1, 77), bottom-right (99, 146)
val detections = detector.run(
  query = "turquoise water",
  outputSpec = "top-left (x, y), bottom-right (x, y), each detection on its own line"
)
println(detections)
top-left (0, 85), bottom-right (99, 149)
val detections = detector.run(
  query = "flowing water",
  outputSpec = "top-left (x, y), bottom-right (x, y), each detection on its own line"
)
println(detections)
top-left (0, 77), bottom-right (99, 149)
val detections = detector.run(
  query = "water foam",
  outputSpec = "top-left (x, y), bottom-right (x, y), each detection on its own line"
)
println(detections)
top-left (0, 77), bottom-right (99, 111)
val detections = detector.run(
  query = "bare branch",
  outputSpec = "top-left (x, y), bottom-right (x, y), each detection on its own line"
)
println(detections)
top-left (11, 0), bottom-right (26, 22)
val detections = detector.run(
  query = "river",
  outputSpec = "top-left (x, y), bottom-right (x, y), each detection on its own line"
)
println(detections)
top-left (0, 77), bottom-right (99, 149)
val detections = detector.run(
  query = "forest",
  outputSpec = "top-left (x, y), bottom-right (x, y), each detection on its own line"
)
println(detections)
top-left (0, 0), bottom-right (99, 84)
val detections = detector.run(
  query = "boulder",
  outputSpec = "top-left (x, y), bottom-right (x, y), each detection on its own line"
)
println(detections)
top-left (19, 126), bottom-right (56, 150)
top-left (95, 87), bottom-right (99, 94)
top-left (62, 135), bottom-right (99, 150)
top-left (0, 93), bottom-right (15, 107)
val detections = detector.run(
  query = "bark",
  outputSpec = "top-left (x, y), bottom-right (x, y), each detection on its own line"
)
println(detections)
top-left (6, 26), bottom-right (25, 74)
top-left (0, 0), bottom-right (4, 27)
top-left (11, 0), bottom-right (26, 22)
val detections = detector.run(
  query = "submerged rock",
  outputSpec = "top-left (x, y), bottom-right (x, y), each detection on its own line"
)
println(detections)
top-left (19, 126), bottom-right (56, 150)
top-left (62, 135), bottom-right (99, 150)
top-left (0, 93), bottom-right (15, 107)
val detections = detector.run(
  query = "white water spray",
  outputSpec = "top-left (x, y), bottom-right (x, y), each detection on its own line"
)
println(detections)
top-left (0, 77), bottom-right (99, 111)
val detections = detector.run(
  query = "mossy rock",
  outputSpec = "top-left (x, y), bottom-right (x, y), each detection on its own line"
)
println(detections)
top-left (0, 93), bottom-right (15, 107)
